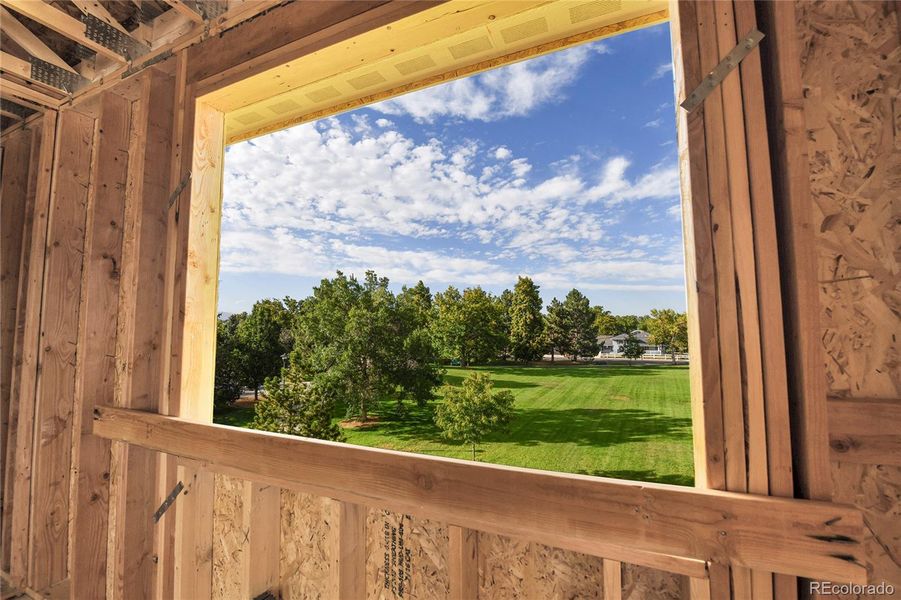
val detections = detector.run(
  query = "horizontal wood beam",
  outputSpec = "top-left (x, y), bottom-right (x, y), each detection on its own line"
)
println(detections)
top-left (0, 78), bottom-right (61, 108)
top-left (0, 0), bottom-right (129, 62)
top-left (92, 406), bottom-right (868, 583)
top-left (828, 397), bottom-right (901, 466)
top-left (0, 7), bottom-right (76, 73)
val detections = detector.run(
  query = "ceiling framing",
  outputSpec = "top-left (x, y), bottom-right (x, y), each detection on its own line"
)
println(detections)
top-left (0, 0), bottom-right (276, 132)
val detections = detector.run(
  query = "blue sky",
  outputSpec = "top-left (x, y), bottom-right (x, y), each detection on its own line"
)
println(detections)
top-left (219, 22), bottom-right (684, 315)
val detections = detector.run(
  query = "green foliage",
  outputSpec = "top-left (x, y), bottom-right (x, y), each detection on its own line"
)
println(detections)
top-left (434, 372), bottom-right (515, 460)
top-left (544, 298), bottom-right (567, 361)
top-left (509, 277), bottom-right (545, 362)
top-left (236, 299), bottom-right (291, 399)
top-left (544, 290), bottom-right (598, 360)
top-left (620, 334), bottom-right (644, 361)
top-left (214, 313), bottom-right (245, 408)
top-left (561, 289), bottom-right (598, 360)
top-left (294, 271), bottom-right (442, 420)
top-left (592, 305), bottom-right (615, 335)
top-left (250, 367), bottom-right (342, 441)
top-left (397, 280), bottom-right (433, 331)
top-left (432, 285), bottom-right (505, 365)
top-left (647, 309), bottom-right (688, 363)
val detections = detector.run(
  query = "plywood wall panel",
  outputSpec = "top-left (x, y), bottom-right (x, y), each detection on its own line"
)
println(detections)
top-left (365, 508), bottom-right (449, 600)
top-left (798, 0), bottom-right (900, 400)
top-left (212, 473), bottom-right (247, 599)
top-left (281, 490), bottom-right (333, 599)
top-left (797, 0), bottom-right (901, 594)
top-left (622, 564), bottom-right (685, 600)
top-left (831, 463), bottom-right (901, 588)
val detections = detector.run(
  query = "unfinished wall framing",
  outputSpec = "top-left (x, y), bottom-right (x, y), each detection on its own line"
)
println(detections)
top-left (1, 1), bottom-right (898, 599)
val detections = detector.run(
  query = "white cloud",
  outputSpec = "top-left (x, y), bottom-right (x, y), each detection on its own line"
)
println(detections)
top-left (372, 42), bottom-right (609, 123)
top-left (650, 62), bottom-right (673, 80)
top-left (222, 118), bottom-right (683, 292)
top-left (643, 118), bottom-right (663, 128)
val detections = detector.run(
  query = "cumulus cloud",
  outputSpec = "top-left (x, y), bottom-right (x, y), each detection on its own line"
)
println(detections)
top-left (372, 42), bottom-right (610, 123)
top-left (222, 117), bottom-right (683, 293)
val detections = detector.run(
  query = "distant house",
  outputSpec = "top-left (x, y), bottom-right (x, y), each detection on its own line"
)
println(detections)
top-left (596, 330), bottom-right (664, 356)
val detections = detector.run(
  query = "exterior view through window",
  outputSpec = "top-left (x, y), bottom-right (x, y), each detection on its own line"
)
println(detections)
top-left (215, 22), bottom-right (692, 486)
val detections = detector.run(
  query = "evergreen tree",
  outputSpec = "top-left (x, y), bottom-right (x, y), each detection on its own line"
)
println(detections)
top-left (561, 289), bottom-right (598, 360)
top-left (509, 276), bottom-right (544, 362)
top-left (544, 298), bottom-right (568, 362)
top-left (251, 368), bottom-right (342, 441)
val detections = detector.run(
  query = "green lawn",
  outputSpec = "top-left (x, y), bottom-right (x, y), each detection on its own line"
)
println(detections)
top-left (214, 364), bottom-right (694, 486)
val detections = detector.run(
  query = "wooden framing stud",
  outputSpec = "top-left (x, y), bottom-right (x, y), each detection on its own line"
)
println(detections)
top-left (449, 526), bottom-right (478, 600)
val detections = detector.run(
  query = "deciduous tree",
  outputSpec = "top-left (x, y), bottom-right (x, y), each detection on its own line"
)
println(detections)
top-left (434, 372), bottom-right (515, 460)
top-left (647, 308), bottom-right (688, 363)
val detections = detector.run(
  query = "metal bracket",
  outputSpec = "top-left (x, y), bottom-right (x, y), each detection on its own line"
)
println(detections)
top-left (28, 57), bottom-right (87, 94)
top-left (680, 29), bottom-right (765, 113)
top-left (153, 481), bottom-right (185, 523)
top-left (81, 13), bottom-right (150, 61)
top-left (168, 172), bottom-right (192, 208)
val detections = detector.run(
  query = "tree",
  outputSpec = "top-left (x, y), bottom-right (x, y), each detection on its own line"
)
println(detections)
top-left (647, 309), bottom-right (688, 363)
top-left (433, 286), bottom-right (505, 365)
top-left (592, 305), bottom-right (616, 336)
top-left (397, 281), bottom-right (433, 331)
top-left (294, 271), bottom-right (442, 421)
top-left (251, 367), bottom-right (342, 441)
top-left (236, 299), bottom-right (290, 400)
top-left (214, 313), bottom-right (246, 408)
top-left (497, 289), bottom-right (514, 360)
top-left (509, 277), bottom-right (544, 362)
top-left (544, 298), bottom-right (567, 362)
top-left (620, 334), bottom-right (644, 362)
top-left (561, 289), bottom-right (598, 360)
top-left (434, 372), bottom-right (515, 460)
top-left (432, 286), bottom-right (464, 362)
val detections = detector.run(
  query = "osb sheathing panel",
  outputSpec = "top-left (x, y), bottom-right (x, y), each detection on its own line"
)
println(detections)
top-left (478, 532), bottom-right (682, 600)
top-left (798, 0), bottom-right (901, 592)
top-left (280, 490), bottom-right (333, 599)
top-left (798, 0), bottom-right (900, 399)
top-left (622, 564), bottom-right (685, 600)
top-left (365, 509), bottom-right (449, 600)
top-left (831, 463), bottom-right (901, 588)
top-left (212, 474), bottom-right (246, 599)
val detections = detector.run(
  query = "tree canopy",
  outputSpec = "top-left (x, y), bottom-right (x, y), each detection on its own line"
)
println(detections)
top-left (646, 308), bottom-right (688, 363)
top-left (434, 371), bottom-right (515, 460)
top-left (509, 277), bottom-right (545, 362)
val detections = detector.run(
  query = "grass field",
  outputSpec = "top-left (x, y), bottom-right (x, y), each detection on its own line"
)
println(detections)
top-left (214, 364), bottom-right (694, 486)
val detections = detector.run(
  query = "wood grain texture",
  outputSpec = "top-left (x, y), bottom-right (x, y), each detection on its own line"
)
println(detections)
top-left (68, 90), bottom-right (129, 600)
top-left (828, 398), bottom-right (901, 466)
top-left (449, 526), bottom-right (478, 600)
top-left (364, 508), bottom-right (449, 600)
top-left (6, 112), bottom-right (56, 587)
top-left (1, 121), bottom-right (42, 575)
top-left (27, 108), bottom-right (94, 592)
top-left (796, 2), bottom-right (900, 594)
top-left (0, 127), bottom-right (32, 568)
top-left (670, 0), bottom-right (726, 492)
top-left (757, 0), bottom-right (834, 502)
top-left (92, 407), bottom-right (868, 583)
top-left (603, 559), bottom-right (621, 600)
top-left (622, 564), bottom-right (684, 600)
top-left (281, 490), bottom-right (333, 600)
